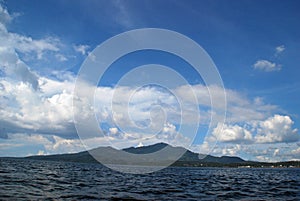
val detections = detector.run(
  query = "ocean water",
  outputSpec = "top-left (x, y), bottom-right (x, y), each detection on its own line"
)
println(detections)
top-left (0, 158), bottom-right (299, 200)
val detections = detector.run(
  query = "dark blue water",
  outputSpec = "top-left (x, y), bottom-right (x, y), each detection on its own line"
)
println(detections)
top-left (0, 158), bottom-right (299, 200)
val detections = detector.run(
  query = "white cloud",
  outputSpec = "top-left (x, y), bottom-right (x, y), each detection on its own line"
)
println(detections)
top-left (162, 122), bottom-right (176, 133)
top-left (212, 123), bottom-right (253, 144)
top-left (1, 62), bottom-right (298, 158)
top-left (193, 142), bottom-right (300, 162)
top-left (1, 70), bottom-right (296, 147)
top-left (0, 4), bottom-right (62, 89)
top-left (249, 143), bottom-right (300, 162)
top-left (253, 60), bottom-right (281, 72)
top-left (220, 145), bottom-right (241, 156)
top-left (73, 44), bottom-right (90, 55)
top-left (156, 122), bottom-right (191, 147)
top-left (13, 35), bottom-right (59, 60)
top-left (37, 150), bottom-right (45, 155)
top-left (0, 4), bottom-right (14, 24)
top-left (0, 6), bottom-right (81, 137)
top-left (0, 77), bottom-right (76, 137)
top-left (111, 0), bottom-right (134, 29)
top-left (253, 45), bottom-right (285, 72)
top-left (109, 127), bottom-right (119, 135)
top-left (275, 45), bottom-right (285, 56)
top-left (0, 19), bottom-right (60, 60)
top-left (208, 114), bottom-right (299, 145)
top-left (291, 147), bottom-right (300, 159)
top-left (4, 133), bottom-right (85, 156)
top-left (175, 84), bottom-right (277, 124)
top-left (255, 115), bottom-right (299, 143)
top-left (273, 148), bottom-right (279, 157)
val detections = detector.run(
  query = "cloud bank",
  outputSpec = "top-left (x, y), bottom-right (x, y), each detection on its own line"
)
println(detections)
top-left (0, 5), bottom-right (299, 162)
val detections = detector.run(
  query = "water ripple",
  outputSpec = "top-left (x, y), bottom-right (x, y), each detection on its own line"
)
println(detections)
top-left (0, 158), bottom-right (299, 200)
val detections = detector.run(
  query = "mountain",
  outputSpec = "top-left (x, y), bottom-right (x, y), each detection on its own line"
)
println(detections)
top-left (24, 142), bottom-right (300, 168)
top-left (26, 142), bottom-right (246, 166)
top-left (26, 150), bottom-right (97, 163)
top-left (124, 143), bottom-right (245, 164)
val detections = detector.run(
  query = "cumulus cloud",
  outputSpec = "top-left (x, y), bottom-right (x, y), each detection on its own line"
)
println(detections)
top-left (212, 123), bottom-right (253, 144)
top-left (192, 142), bottom-right (300, 162)
top-left (0, 46), bottom-right (298, 157)
top-left (0, 133), bottom-right (85, 156)
top-left (210, 114), bottom-right (299, 145)
top-left (255, 115), bottom-right (299, 143)
top-left (0, 77), bottom-right (76, 137)
top-left (250, 144), bottom-right (300, 162)
top-left (1, 74), bottom-right (299, 159)
top-left (0, 4), bottom-right (63, 89)
top-left (156, 122), bottom-right (191, 147)
top-left (1, 66), bottom-right (296, 145)
top-left (0, 5), bottom-right (79, 137)
top-left (253, 60), bottom-right (281, 72)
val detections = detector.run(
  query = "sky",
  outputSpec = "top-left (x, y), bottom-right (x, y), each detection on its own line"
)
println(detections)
top-left (0, 0), bottom-right (300, 162)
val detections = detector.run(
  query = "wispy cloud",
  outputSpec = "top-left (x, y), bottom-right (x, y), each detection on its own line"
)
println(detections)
top-left (111, 0), bottom-right (135, 29)
top-left (55, 53), bottom-right (67, 62)
top-left (275, 45), bottom-right (285, 56)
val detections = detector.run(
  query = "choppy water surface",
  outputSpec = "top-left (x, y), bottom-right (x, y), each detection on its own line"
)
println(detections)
top-left (0, 158), bottom-right (299, 200)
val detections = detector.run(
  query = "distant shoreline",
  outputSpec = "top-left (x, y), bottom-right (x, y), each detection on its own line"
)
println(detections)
top-left (1, 156), bottom-right (299, 169)
top-left (1, 142), bottom-right (299, 169)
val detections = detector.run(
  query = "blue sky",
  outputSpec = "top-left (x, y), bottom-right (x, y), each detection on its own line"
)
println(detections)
top-left (0, 0), bottom-right (300, 162)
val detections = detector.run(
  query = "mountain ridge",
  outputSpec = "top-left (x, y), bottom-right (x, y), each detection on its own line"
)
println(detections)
top-left (18, 142), bottom-right (300, 168)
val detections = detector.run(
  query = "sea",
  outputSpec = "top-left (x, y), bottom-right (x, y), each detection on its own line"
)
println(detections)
top-left (0, 158), bottom-right (299, 200)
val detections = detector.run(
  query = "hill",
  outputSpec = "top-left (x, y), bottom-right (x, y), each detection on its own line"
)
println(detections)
top-left (25, 142), bottom-right (300, 168)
